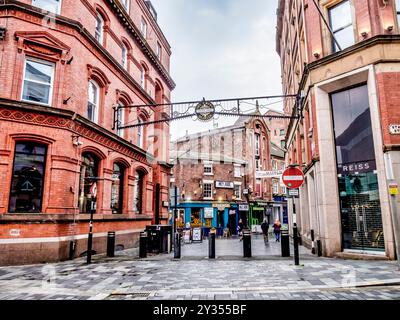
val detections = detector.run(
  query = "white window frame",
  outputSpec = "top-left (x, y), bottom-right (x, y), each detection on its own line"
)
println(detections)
top-left (204, 161), bottom-right (213, 176)
top-left (21, 57), bottom-right (55, 106)
top-left (234, 164), bottom-right (241, 178)
top-left (117, 103), bottom-right (125, 138)
top-left (141, 17), bottom-right (148, 39)
top-left (137, 118), bottom-right (144, 148)
top-left (203, 181), bottom-right (213, 200)
top-left (121, 0), bottom-right (130, 13)
top-left (95, 13), bottom-right (104, 44)
top-left (32, 0), bottom-right (62, 14)
top-left (121, 44), bottom-right (128, 70)
top-left (273, 181), bottom-right (279, 194)
top-left (87, 80), bottom-right (100, 123)
top-left (234, 182), bottom-right (242, 200)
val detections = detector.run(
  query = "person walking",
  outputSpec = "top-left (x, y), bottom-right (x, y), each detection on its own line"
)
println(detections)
top-left (261, 218), bottom-right (269, 244)
top-left (273, 219), bottom-right (282, 242)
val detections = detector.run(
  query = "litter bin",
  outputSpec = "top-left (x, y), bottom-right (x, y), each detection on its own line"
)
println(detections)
top-left (145, 225), bottom-right (172, 254)
top-left (281, 229), bottom-right (290, 257)
top-left (107, 231), bottom-right (115, 257)
top-left (242, 229), bottom-right (252, 258)
top-left (139, 232), bottom-right (147, 258)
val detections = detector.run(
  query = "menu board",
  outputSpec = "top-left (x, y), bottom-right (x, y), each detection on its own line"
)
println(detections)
top-left (192, 227), bottom-right (202, 242)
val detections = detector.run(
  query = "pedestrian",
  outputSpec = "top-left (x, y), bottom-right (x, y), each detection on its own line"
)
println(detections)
top-left (261, 218), bottom-right (269, 243)
top-left (238, 219), bottom-right (244, 241)
top-left (273, 219), bottom-right (282, 242)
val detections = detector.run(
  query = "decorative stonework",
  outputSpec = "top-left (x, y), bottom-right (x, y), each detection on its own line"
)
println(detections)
top-left (0, 107), bottom-right (150, 164)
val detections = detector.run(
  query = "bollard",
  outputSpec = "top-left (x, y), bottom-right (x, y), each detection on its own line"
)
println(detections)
top-left (107, 231), bottom-right (116, 257)
top-left (317, 239), bottom-right (322, 257)
top-left (139, 232), bottom-right (147, 258)
top-left (311, 229), bottom-right (316, 254)
top-left (174, 232), bottom-right (181, 259)
top-left (209, 232), bottom-right (216, 259)
top-left (242, 229), bottom-right (252, 258)
top-left (293, 224), bottom-right (300, 265)
top-left (281, 230), bottom-right (290, 257)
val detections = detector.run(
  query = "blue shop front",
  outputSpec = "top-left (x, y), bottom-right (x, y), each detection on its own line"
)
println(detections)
top-left (172, 202), bottom-right (239, 238)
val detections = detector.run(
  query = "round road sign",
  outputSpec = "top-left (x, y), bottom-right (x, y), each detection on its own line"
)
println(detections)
top-left (282, 167), bottom-right (304, 189)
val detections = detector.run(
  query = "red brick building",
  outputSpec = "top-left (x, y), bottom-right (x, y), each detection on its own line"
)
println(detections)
top-left (276, 0), bottom-right (400, 259)
top-left (0, 0), bottom-right (175, 265)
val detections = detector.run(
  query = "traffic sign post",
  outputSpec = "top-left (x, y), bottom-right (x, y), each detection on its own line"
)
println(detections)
top-left (282, 166), bottom-right (305, 266)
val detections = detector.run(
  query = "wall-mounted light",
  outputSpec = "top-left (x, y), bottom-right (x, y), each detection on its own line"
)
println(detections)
top-left (313, 52), bottom-right (320, 59)
top-left (72, 135), bottom-right (83, 147)
top-left (361, 31), bottom-right (368, 38)
top-left (387, 25), bottom-right (394, 32)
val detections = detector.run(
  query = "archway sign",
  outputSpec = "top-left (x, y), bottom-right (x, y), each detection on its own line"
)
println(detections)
top-left (282, 167), bottom-right (304, 189)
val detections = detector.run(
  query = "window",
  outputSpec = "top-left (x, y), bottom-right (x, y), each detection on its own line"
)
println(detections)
top-left (79, 153), bottom-right (99, 214)
top-left (156, 42), bottom-right (162, 60)
top-left (204, 162), bottom-right (213, 175)
top-left (32, 0), bottom-right (61, 14)
top-left (95, 13), bottom-right (104, 44)
top-left (234, 184), bottom-right (241, 199)
top-left (22, 58), bottom-right (54, 105)
top-left (329, 0), bottom-right (354, 52)
top-left (116, 104), bottom-right (124, 138)
top-left (203, 183), bottom-right (213, 199)
top-left (121, 0), bottom-right (129, 12)
top-left (141, 17), bottom-right (147, 39)
top-left (133, 171), bottom-right (144, 213)
top-left (234, 165), bottom-right (241, 178)
top-left (280, 140), bottom-right (286, 149)
top-left (280, 129), bottom-right (285, 136)
top-left (137, 118), bottom-right (144, 148)
top-left (111, 163), bottom-right (124, 214)
top-left (87, 80), bottom-right (99, 123)
top-left (256, 178), bottom-right (262, 197)
top-left (255, 133), bottom-right (260, 156)
top-left (255, 159), bottom-right (261, 171)
top-left (397, 0), bottom-right (400, 27)
top-left (273, 181), bottom-right (279, 194)
top-left (9, 142), bottom-right (47, 213)
top-left (140, 66), bottom-right (146, 89)
top-left (121, 44), bottom-right (128, 69)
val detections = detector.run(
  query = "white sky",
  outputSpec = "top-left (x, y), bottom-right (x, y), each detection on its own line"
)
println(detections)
top-left (151, 0), bottom-right (283, 140)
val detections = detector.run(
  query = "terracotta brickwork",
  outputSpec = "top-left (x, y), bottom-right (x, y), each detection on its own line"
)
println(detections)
top-left (0, 0), bottom-right (174, 265)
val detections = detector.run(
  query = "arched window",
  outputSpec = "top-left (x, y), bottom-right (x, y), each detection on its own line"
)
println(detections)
top-left (140, 66), bottom-right (146, 89)
top-left (79, 153), bottom-right (99, 214)
top-left (87, 80), bottom-right (99, 123)
top-left (111, 163), bottom-right (124, 214)
top-left (133, 171), bottom-right (144, 214)
top-left (137, 117), bottom-right (144, 148)
top-left (9, 142), bottom-right (47, 213)
top-left (121, 44), bottom-right (128, 70)
top-left (95, 13), bottom-right (104, 44)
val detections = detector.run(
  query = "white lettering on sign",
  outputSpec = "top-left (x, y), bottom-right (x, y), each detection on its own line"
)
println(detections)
top-left (9, 229), bottom-right (21, 237)
top-left (215, 181), bottom-right (234, 189)
top-left (256, 170), bottom-right (284, 178)
top-left (389, 124), bottom-right (400, 135)
top-left (283, 176), bottom-right (304, 181)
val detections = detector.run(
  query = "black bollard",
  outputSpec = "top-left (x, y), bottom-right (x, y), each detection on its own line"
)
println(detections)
top-left (242, 229), bottom-right (252, 258)
top-left (281, 230), bottom-right (290, 257)
top-left (209, 232), bottom-right (216, 259)
top-left (139, 232), bottom-right (147, 258)
top-left (107, 231), bottom-right (116, 257)
top-left (317, 239), bottom-right (323, 257)
top-left (174, 232), bottom-right (181, 259)
top-left (293, 224), bottom-right (300, 265)
top-left (311, 229), bottom-right (316, 254)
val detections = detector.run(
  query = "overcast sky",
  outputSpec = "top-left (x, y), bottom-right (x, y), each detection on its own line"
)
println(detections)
top-left (151, 0), bottom-right (283, 140)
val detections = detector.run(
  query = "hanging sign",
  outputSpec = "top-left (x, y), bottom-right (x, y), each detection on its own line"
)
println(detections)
top-left (195, 101), bottom-right (215, 122)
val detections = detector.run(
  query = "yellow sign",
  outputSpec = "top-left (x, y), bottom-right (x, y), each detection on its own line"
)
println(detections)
top-left (389, 184), bottom-right (399, 195)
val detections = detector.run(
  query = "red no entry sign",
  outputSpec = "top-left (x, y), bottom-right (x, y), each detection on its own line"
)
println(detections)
top-left (282, 167), bottom-right (304, 189)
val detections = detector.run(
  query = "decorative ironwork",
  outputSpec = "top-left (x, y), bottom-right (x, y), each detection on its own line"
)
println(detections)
top-left (113, 94), bottom-right (301, 130)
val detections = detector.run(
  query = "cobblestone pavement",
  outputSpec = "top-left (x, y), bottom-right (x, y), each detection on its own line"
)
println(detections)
top-left (0, 236), bottom-right (399, 300)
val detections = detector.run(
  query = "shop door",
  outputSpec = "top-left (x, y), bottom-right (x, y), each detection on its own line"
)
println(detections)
top-left (339, 172), bottom-right (385, 252)
top-left (228, 211), bottom-right (237, 235)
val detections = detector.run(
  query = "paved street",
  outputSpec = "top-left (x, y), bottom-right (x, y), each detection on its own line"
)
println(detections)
top-left (0, 235), bottom-right (399, 300)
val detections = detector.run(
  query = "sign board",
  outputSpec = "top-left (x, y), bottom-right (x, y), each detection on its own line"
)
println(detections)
top-left (243, 189), bottom-right (249, 195)
top-left (9, 229), bottom-right (21, 237)
top-left (90, 182), bottom-right (97, 198)
top-left (389, 183), bottom-right (399, 196)
top-left (282, 167), bottom-right (304, 189)
top-left (192, 227), bottom-right (202, 242)
top-left (204, 207), bottom-right (214, 218)
top-left (213, 203), bottom-right (228, 211)
top-left (288, 188), bottom-right (299, 197)
top-left (389, 124), bottom-right (400, 135)
top-left (215, 181), bottom-right (234, 189)
top-left (239, 204), bottom-right (249, 211)
top-left (162, 201), bottom-right (169, 207)
top-left (195, 101), bottom-right (215, 122)
top-left (255, 170), bottom-right (284, 178)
